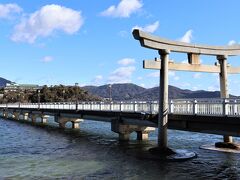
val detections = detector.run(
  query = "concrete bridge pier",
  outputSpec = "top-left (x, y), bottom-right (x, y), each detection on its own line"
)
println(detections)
top-left (72, 121), bottom-right (80, 129)
top-left (0, 109), bottom-right (3, 117)
top-left (12, 111), bottom-right (20, 120)
top-left (111, 120), bottom-right (155, 141)
top-left (136, 127), bottom-right (156, 141)
top-left (56, 116), bottom-right (83, 129)
top-left (12, 112), bottom-right (20, 120)
top-left (29, 113), bottom-right (38, 123)
top-left (28, 113), bottom-right (49, 124)
top-left (111, 120), bottom-right (131, 141)
top-left (3, 111), bottom-right (9, 119)
top-left (21, 112), bottom-right (29, 121)
top-left (41, 115), bottom-right (49, 124)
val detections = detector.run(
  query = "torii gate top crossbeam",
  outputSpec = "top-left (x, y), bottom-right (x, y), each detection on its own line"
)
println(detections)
top-left (133, 29), bottom-right (240, 56)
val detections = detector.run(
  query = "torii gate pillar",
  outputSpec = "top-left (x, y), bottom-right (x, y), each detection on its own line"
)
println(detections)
top-left (158, 49), bottom-right (170, 150)
top-left (218, 55), bottom-right (233, 143)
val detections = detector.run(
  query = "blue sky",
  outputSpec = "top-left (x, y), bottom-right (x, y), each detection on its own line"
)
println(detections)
top-left (1, 1), bottom-right (240, 95)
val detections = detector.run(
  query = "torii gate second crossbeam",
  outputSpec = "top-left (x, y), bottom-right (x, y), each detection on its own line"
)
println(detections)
top-left (132, 29), bottom-right (240, 152)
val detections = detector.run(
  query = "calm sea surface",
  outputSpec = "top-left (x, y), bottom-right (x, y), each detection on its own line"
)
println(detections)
top-left (0, 117), bottom-right (240, 179)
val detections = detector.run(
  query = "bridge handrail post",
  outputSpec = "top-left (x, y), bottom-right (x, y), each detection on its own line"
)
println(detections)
top-left (90, 102), bottom-right (92, 111)
top-left (169, 100), bottom-right (173, 114)
top-left (120, 102), bottom-right (122, 112)
top-left (150, 101), bottom-right (152, 113)
top-left (193, 99), bottom-right (197, 115)
top-left (223, 98), bottom-right (228, 116)
top-left (234, 100), bottom-right (237, 115)
top-left (98, 102), bottom-right (101, 111)
top-left (76, 101), bottom-right (78, 111)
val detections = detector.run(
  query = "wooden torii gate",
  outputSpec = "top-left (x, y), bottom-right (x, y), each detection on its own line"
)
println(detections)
top-left (133, 29), bottom-right (240, 151)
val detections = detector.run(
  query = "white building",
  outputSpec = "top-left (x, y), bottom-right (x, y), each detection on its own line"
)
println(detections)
top-left (4, 82), bottom-right (42, 92)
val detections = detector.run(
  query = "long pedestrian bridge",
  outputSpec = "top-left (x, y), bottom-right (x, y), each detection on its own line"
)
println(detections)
top-left (2, 29), bottom-right (240, 151)
top-left (1, 98), bottom-right (240, 141)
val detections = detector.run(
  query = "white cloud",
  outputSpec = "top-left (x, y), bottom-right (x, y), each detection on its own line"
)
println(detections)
top-left (174, 76), bottom-right (180, 81)
top-left (169, 71), bottom-right (176, 77)
top-left (147, 71), bottom-right (179, 80)
top-left (147, 71), bottom-right (159, 78)
top-left (179, 29), bottom-right (193, 43)
top-left (108, 66), bottom-right (136, 83)
top-left (101, 0), bottom-right (143, 18)
top-left (41, 56), bottom-right (54, 63)
top-left (228, 40), bottom-right (237, 46)
top-left (132, 21), bottom-right (159, 33)
top-left (0, 3), bottom-right (22, 19)
top-left (193, 73), bottom-right (202, 79)
top-left (192, 86), bottom-right (199, 91)
top-left (169, 71), bottom-right (180, 81)
top-left (92, 75), bottom-right (103, 85)
top-left (118, 58), bottom-right (135, 66)
top-left (207, 84), bottom-right (219, 91)
top-left (119, 30), bottom-right (128, 37)
top-left (179, 82), bottom-right (191, 88)
top-left (11, 4), bottom-right (83, 43)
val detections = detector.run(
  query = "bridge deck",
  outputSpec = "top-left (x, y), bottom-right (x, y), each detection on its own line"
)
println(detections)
top-left (1, 99), bottom-right (240, 137)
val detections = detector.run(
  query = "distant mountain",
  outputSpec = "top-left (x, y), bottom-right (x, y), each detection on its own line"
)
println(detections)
top-left (0, 77), bottom-right (11, 88)
top-left (83, 83), bottom-right (145, 101)
top-left (83, 83), bottom-right (236, 101)
top-left (131, 85), bottom-right (231, 101)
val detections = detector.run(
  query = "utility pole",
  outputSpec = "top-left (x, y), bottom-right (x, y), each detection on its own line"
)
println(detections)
top-left (75, 83), bottom-right (79, 110)
top-left (37, 89), bottom-right (40, 109)
top-left (62, 89), bottom-right (65, 102)
top-left (109, 84), bottom-right (112, 101)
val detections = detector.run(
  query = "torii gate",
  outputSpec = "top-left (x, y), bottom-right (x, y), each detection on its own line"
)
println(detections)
top-left (132, 29), bottom-right (240, 152)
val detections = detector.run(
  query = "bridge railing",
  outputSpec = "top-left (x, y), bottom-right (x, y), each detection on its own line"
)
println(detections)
top-left (170, 98), bottom-right (240, 116)
top-left (0, 101), bottom-right (159, 114)
top-left (1, 98), bottom-right (240, 116)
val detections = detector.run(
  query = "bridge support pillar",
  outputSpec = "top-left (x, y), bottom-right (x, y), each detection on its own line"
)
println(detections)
top-left (23, 113), bottom-right (29, 121)
top-left (56, 116), bottom-right (83, 129)
top-left (111, 120), bottom-right (131, 141)
top-left (3, 111), bottom-right (8, 118)
top-left (136, 127), bottom-right (156, 141)
top-left (31, 114), bottom-right (37, 123)
top-left (12, 112), bottom-right (20, 120)
top-left (119, 133), bottom-right (130, 141)
top-left (41, 115), bottom-right (49, 124)
top-left (218, 55), bottom-right (233, 143)
top-left (0, 109), bottom-right (3, 117)
top-left (111, 120), bottom-right (155, 141)
top-left (72, 121), bottom-right (80, 129)
top-left (137, 131), bottom-right (148, 140)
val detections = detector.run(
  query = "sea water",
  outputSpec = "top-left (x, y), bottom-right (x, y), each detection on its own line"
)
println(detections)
top-left (0, 118), bottom-right (240, 179)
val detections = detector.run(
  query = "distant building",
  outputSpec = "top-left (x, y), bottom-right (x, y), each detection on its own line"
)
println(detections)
top-left (4, 82), bottom-right (42, 92)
